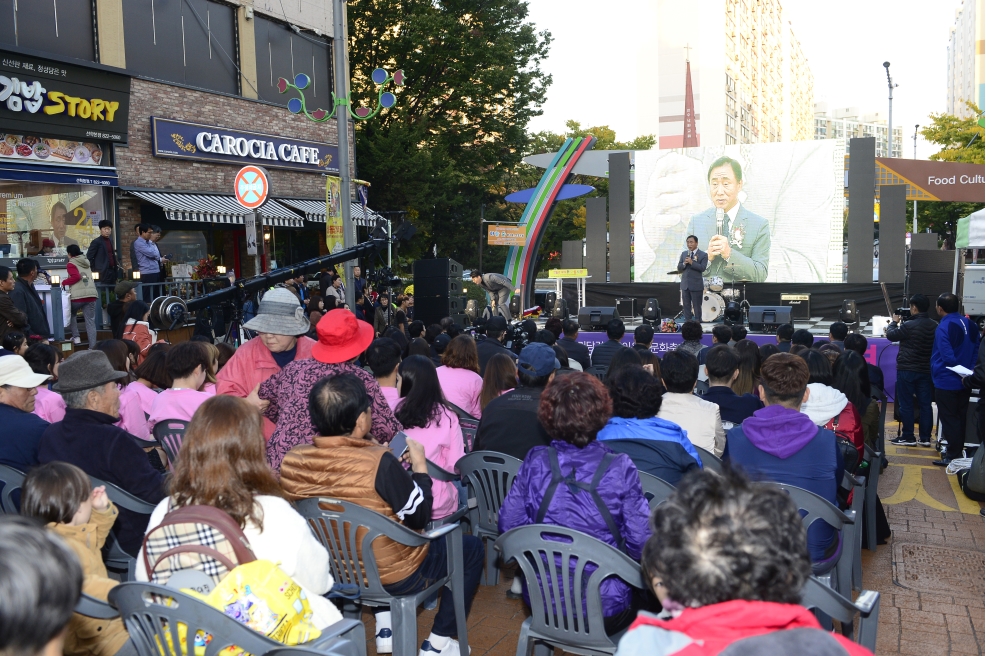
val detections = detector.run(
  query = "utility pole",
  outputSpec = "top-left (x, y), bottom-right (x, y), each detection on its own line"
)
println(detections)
top-left (333, 0), bottom-right (355, 309)
top-left (883, 62), bottom-right (897, 158)
top-left (913, 124), bottom-right (919, 232)
top-left (478, 204), bottom-right (484, 273)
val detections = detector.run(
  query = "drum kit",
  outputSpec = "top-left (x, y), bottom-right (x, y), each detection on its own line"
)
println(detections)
top-left (668, 265), bottom-right (750, 323)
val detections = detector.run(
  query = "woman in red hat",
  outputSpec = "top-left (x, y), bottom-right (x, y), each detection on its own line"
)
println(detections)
top-left (260, 309), bottom-right (403, 474)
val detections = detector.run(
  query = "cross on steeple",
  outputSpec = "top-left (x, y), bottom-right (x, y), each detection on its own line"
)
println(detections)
top-left (684, 43), bottom-right (692, 62)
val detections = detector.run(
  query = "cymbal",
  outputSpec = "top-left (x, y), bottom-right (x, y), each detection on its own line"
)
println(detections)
top-left (733, 279), bottom-right (753, 283)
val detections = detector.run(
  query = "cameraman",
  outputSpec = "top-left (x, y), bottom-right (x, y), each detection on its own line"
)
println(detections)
top-left (476, 316), bottom-right (518, 375)
top-left (470, 270), bottom-right (514, 321)
top-left (886, 294), bottom-right (938, 447)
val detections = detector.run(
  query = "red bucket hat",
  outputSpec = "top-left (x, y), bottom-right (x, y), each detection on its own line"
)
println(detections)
top-left (311, 309), bottom-right (374, 364)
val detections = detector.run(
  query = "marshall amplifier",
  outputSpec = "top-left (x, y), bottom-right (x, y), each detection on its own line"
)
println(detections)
top-left (780, 293), bottom-right (811, 321)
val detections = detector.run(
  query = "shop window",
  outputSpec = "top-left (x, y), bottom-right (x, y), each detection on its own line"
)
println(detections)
top-left (254, 16), bottom-right (331, 107)
top-left (0, 0), bottom-right (96, 61)
top-left (122, 0), bottom-right (238, 95)
top-left (156, 229), bottom-right (207, 264)
top-left (0, 180), bottom-right (106, 257)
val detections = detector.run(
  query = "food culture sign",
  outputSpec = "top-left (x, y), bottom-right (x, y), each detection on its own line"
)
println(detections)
top-left (0, 48), bottom-right (131, 143)
top-left (151, 117), bottom-right (340, 174)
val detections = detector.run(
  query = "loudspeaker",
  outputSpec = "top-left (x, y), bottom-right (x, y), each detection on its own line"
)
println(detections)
top-left (412, 258), bottom-right (463, 279)
top-left (465, 299), bottom-right (479, 320)
top-left (908, 250), bottom-right (955, 300)
top-left (840, 299), bottom-right (858, 323)
top-left (748, 306), bottom-right (793, 333)
top-left (509, 295), bottom-right (521, 319)
top-left (413, 258), bottom-right (464, 325)
top-left (414, 296), bottom-right (467, 326)
top-left (415, 276), bottom-right (463, 297)
top-left (616, 298), bottom-right (636, 319)
top-left (552, 298), bottom-right (569, 320)
top-left (545, 291), bottom-right (557, 309)
top-left (578, 306), bottom-right (619, 331)
top-left (641, 298), bottom-right (660, 324)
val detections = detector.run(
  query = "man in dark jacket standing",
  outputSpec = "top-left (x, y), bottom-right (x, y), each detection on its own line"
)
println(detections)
top-left (930, 293), bottom-right (981, 466)
top-left (590, 318), bottom-right (626, 369)
top-left (886, 294), bottom-right (938, 447)
top-left (476, 316), bottom-right (518, 375)
top-left (702, 346), bottom-right (763, 432)
top-left (37, 351), bottom-right (165, 555)
top-left (10, 259), bottom-right (50, 338)
top-left (0, 265), bottom-right (28, 343)
top-left (558, 319), bottom-right (591, 370)
top-left (0, 355), bottom-right (51, 471)
top-left (86, 220), bottom-right (118, 285)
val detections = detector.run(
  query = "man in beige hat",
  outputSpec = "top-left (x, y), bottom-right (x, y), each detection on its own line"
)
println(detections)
top-left (0, 355), bottom-right (52, 470)
top-left (38, 351), bottom-right (165, 555)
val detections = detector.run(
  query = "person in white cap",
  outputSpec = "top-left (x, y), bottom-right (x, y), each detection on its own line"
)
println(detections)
top-left (0, 355), bottom-right (52, 470)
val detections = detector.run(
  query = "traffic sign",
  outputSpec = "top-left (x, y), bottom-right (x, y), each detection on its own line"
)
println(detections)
top-left (234, 165), bottom-right (269, 210)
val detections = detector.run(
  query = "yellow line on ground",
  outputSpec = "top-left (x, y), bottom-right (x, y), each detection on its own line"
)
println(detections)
top-left (881, 464), bottom-right (954, 511)
top-left (946, 471), bottom-right (983, 515)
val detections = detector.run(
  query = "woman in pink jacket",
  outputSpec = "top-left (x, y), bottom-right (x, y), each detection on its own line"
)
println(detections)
top-left (435, 335), bottom-right (483, 419)
top-left (215, 288), bottom-right (316, 440)
top-left (24, 342), bottom-right (65, 423)
top-left (396, 355), bottom-right (465, 520)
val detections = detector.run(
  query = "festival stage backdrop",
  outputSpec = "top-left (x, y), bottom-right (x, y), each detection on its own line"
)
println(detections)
top-left (634, 140), bottom-right (846, 284)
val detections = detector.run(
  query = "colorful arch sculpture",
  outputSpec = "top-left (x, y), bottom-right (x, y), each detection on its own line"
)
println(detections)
top-left (503, 135), bottom-right (596, 307)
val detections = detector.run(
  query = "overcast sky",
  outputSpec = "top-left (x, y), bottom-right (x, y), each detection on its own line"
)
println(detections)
top-left (525, 0), bottom-right (965, 159)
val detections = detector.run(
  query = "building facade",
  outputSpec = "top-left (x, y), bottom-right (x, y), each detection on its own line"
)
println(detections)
top-left (813, 104), bottom-right (904, 159)
top-left (947, 0), bottom-right (985, 118)
top-left (0, 0), bottom-right (358, 285)
top-left (637, 0), bottom-right (815, 149)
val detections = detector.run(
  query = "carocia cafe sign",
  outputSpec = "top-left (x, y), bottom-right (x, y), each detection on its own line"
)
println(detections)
top-left (151, 117), bottom-right (339, 174)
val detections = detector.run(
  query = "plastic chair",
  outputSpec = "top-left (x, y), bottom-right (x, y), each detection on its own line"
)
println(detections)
top-left (0, 464), bottom-right (25, 514)
top-left (842, 471), bottom-right (865, 591)
top-left (638, 472), bottom-right (675, 510)
top-left (295, 498), bottom-right (469, 656)
top-left (585, 364), bottom-right (608, 380)
top-left (801, 575), bottom-right (881, 653)
top-left (863, 443), bottom-right (882, 552)
top-left (152, 419), bottom-right (189, 466)
top-left (89, 475), bottom-right (159, 581)
top-left (693, 446), bottom-right (724, 474)
top-left (108, 581), bottom-right (364, 656)
top-left (494, 525), bottom-right (645, 656)
top-left (455, 450), bottom-right (523, 586)
top-left (424, 459), bottom-right (470, 527)
top-left (871, 387), bottom-right (887, 454)
top-left (75, 592), bottom-right (119, 619)
top-left (771, 483), bottom-right (856, 597)
top-left (459, 416), bottom-right (479, 452)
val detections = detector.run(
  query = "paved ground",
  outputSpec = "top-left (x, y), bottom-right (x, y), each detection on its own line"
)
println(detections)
top-left (360, 403), bottom-right (985, 655)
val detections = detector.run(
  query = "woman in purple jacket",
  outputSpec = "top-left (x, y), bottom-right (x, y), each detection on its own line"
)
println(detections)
top-left (498, 372), bottom-right (651, 634)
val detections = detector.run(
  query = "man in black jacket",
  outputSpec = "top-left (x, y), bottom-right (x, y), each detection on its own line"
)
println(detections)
top-left (476, 316), bottom-right (518, 375)
top-left (590, 318), bottom-right (625, 369)
top-left (86, 220), bottom-right (118, 285)
top-left (702, 345), bottom-right (763, 431)
top-left (558, 319), bottom-right (591, 370)
top-left (9, 259), bottom-right (50, 338)
top-left (886, 294), bottom-right (938, 447)
top-left (106, 281), bottom-right (138, 339)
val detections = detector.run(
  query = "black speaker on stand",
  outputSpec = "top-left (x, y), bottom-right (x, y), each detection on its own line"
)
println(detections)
top-left (840, 299), bottom-right (859, 332)
top-left (552, 298), bottom-right (569, 320)
top-left (509, 295), bottom-right (522, 320)
top-left (748, 306), bottom-right (793, 333)
top-left (641, 298), bottom-right (660, 326)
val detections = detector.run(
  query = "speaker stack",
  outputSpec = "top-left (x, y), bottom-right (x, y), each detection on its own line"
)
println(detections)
top-left (747, 306), bottom-right (793, 333)
top-left (413, 258), bottom-right (467, 326)
top-left (577, 306), bottom-right (619, 331)
top-left (908, 250), bottom-right (956, 300)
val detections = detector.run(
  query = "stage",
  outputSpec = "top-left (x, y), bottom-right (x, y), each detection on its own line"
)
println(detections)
top-left (574, 331), bottom-right (901, 403)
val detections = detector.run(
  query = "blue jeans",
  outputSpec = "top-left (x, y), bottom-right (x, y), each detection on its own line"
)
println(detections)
top-left (380, 534), bottom-right (484, 638)
top-left (896, 370), bottom-right (934, 439)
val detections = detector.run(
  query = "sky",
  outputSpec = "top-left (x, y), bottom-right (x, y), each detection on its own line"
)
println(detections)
top-left (524, 0), bottom-right (965, 159)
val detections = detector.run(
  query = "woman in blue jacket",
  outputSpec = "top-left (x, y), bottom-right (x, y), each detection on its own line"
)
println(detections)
top-left (498, 372), bottom-right (651, 634)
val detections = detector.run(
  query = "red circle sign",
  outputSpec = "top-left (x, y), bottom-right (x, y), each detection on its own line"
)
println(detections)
top-left (234, 165), bottom-right (269, 210)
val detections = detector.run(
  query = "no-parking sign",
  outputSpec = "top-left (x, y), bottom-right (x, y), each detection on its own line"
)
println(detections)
top-left (234, 165), bottom-right (269, 210)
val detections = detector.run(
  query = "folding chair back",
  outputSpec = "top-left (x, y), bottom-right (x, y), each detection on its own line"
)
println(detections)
top-left (638, 472), bottom-right (675, 510)
top-left (0, 464), bottom-right (25, 514)
top-left (89, 475), bottom-right (158, 580)
top-left (456, 450), bottom-right (522, 585)
top-left (694, 446), bottom-right (724, 474)
top-left (801, 575), bottom-right (881, 653)
top-left (152, 419), bottom-right (189, 466)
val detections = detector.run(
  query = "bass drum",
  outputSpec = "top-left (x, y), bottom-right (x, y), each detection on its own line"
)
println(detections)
top-left (702, 293), bottom-right (725, 323)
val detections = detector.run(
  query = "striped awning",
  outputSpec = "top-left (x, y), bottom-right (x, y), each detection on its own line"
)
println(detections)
top-left (277, 198), bottom-right (383, 227)
top-left (126, 191), bottom-right (305, 228)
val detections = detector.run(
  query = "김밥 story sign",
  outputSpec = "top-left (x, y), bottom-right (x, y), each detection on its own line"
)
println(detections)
top-left (0, 47), bottom-right (131, 143)
top-left (151, 117), bottom-right (340, 174)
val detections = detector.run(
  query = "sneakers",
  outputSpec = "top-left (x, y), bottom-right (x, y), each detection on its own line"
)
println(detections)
top-left (71, 337), bottom-right (82, 345)
top-left (891, 436), bottom-right (917, 446)
top-left (932, 457), bottom-right (952, 467)
top-left (917, 438), bottom-right (932, 447)
top-left (375, 628), bottom-right (393, 654)
top-left (419, 638), bottom-right (469, 656)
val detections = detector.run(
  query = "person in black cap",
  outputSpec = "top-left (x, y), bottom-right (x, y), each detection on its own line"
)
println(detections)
top-left (474, 343), bottom-right (558, 460)
top-left (476, 315), bottom-right (518, 375)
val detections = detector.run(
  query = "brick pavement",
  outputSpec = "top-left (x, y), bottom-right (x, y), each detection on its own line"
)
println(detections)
top-left (361, 404), bottom-right (985, 656)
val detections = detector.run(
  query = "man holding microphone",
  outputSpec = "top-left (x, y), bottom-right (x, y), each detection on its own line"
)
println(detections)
top-left (677, 235), bottom-right (707, 322)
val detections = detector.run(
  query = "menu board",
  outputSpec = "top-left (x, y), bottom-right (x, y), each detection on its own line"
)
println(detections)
top-left (0, 131), bottom-right (105, 166)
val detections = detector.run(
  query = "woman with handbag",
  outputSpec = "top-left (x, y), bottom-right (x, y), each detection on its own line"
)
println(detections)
top-left (63, 244), bottom-right (98, 348)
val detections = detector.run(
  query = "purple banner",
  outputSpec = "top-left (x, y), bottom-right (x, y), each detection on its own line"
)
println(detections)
top-left (576, 332), bottom-right (900, 401)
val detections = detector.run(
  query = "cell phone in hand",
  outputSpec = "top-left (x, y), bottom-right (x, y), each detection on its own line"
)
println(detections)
top-left (389, 431), bottom-right (410, 459)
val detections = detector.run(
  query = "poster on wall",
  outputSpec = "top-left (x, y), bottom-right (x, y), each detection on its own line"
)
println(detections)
top-left (633, 140), bottom-right (846, 284)
top-left (325, 175), bottom-right (343, 274)
top-left (2, 186), bottom-right (102, 254)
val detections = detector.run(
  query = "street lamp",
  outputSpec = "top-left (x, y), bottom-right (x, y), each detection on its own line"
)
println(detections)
top-left (883, 62), bottom-right (898, 157)
top-left (913, 124), bottom-right (920, 232)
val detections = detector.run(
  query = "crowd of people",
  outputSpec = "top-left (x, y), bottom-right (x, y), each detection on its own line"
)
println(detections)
top-left (0, 279), bottom-right (981, 656)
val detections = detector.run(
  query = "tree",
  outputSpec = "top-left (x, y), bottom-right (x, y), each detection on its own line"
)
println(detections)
top-left (921, 101), bottom-right (985, 164)
top-left (915, 201), bottom-right (984, 250)
top-left (348, 0), bottom-right (551, 271)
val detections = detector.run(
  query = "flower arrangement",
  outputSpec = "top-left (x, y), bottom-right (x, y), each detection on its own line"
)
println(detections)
top-left (192, 255), bottom-right (220, 280)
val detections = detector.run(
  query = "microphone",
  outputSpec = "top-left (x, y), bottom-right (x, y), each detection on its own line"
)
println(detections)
top-left (715, 208), bottom-right (724, 236)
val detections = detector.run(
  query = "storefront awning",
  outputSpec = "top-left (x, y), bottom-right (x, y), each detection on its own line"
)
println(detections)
top-left (276, 198), bottom-right (383, 227)
top-left (0, 160), bottom-right (119, 187)
top-left (126, 191), bottom-right (304, 227)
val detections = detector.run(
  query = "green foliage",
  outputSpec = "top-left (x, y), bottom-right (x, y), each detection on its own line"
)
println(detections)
top-left (915, 201), bottom-right (985, 249)
top-left (921, 101), bottom-right (985, 164)
top-left (463, 280), bottom-right (488, 305)
top-left (349, 0), bottom-right (552, 266)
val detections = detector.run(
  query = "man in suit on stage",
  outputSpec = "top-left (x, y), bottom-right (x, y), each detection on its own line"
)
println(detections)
top-left (686, 156), bottom-right (770, 283)
top-left (677, 235), bottom-right (707, 322)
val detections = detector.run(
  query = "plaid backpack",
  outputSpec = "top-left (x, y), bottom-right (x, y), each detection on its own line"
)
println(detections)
top-left (142, 502), bottom-right (256, 588)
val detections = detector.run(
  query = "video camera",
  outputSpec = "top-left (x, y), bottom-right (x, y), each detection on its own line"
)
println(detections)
top-left (368, 266), bottom-right (403, 292)
top-left (505, 320), bottom-right (529, 354)
top-left (895, 307), bottom-right (912, 321)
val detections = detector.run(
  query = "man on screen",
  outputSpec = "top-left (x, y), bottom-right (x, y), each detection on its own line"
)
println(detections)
top-left (49, 202), bottom-right (78, 249)
top-left (686, 157), bottom-right (769, 283)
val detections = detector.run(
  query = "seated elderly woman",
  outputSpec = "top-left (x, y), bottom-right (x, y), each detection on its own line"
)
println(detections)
top-left (498, 372), bottom-right (651, 634)
top-left (615, 468), bottom-right (872, 655)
